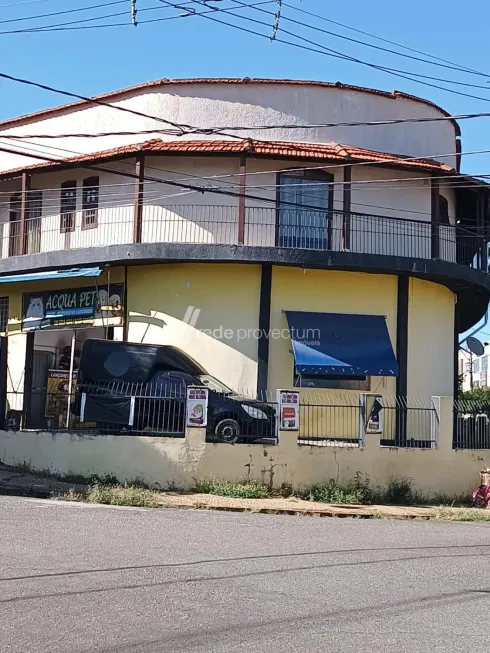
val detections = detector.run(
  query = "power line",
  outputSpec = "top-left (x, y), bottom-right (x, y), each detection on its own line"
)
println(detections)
top-left (0, 0), bottom-right (126, 25)
top-left (283, 1), bottom-right (490, 79)
top-left (225, 0), bottom-right (490, 92)
top-left (3, 109), bottom-right (490, 139)
top-left (3, 137), bottom-right (490, 197)
top-left (0, 1), bottom-right (197, 33)
top-left (166, 0), bottom-right (490, 105)
top-left (0, 0), bottom-right (274, 33)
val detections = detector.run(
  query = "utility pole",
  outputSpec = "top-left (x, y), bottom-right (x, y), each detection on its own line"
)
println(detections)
top-left (130, 0), bottom-right (137, 26)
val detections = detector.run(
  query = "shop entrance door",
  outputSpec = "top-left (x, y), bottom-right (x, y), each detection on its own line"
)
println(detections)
top-left (26, 349), bottom-right (56, 429)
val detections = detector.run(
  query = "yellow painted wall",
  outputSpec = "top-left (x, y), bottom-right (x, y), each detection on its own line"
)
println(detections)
top-left (268, 266), bottom-right (398, 395)
top-left (127, 263), bottom-right (262, 393)
top-left (407, 278), bottom-right (455, 399)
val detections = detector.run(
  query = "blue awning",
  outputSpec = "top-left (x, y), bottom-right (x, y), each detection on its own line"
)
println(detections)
top-left (285, 311), bottom-right (399, 377)
top-left (0, 267), bottom-right (102, 284)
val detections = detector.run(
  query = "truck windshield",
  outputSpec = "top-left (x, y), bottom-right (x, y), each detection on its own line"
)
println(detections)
top-left (197, 375), bottom-right (233, 395)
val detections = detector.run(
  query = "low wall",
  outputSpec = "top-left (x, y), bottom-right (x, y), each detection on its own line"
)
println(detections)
top-left (0, 399), bottom-right (488, 496)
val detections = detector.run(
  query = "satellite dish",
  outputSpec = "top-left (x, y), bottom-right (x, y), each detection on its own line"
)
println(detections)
top-left (467, 336), bottom-right (485, 357)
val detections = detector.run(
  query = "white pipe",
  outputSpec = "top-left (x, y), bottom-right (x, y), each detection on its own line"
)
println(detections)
top-left (66, 330), bottom-right (76, 429)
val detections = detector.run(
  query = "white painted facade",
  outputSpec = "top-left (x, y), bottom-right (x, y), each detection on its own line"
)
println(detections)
top-left (0, 80), bottom-right (458, 171)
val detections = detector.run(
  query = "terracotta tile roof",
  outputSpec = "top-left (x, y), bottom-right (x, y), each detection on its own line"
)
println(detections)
top-left (0, 138), bottom-right (455, 179)
top-left (0, 78), bottom-right (459, 136)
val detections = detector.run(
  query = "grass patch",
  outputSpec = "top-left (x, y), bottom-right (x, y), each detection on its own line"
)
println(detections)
top-left (63, 484), bottom-right (160, 508)
top-left (195, 479), bottom-right (270, 499)
top-left (436, 507), bottom-right (490, 522)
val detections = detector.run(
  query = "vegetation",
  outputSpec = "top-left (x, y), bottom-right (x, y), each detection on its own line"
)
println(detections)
top-left (195, 479), bottom-right (270, 499)
top-left (64, 484), bottom-right (160, 508)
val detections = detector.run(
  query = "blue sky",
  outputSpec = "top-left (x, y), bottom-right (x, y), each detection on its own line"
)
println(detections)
top-left (0, 0), bottom-right (489, 176)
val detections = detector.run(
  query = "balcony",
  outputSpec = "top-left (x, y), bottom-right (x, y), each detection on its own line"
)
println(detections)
top-left (3, 204), bottom-right (487, 273)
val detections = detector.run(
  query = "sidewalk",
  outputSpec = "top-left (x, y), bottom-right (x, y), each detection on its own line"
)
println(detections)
top-left (0, 462), bottom-right (444, 518)
top-left (0, 463), bottom-right (87, 498)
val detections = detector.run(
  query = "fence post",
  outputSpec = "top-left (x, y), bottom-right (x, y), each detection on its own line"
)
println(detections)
top-left (19, 172), bottom-right (30, 256)
top-left (133, 154), bottom-right (145, 244)
top-left (237, 154), bottom-right (246, 245)
top-left (431, 396), bottom-right (453, 451)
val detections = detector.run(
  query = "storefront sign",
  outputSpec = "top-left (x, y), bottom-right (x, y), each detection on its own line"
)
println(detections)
top-left (45, 369), bottom-right (76, 420)
top-left (22, 283), bottom-right (124, 331)
top-left (186, 386), bottom-right (209, 427)
top-left (359, 393), bottom-right (383, 435)
top-left (277, 390), bottom-right (300, 431)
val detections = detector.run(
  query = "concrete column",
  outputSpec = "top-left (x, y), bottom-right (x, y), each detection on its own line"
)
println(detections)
top-left (431, 396), bottom-right (453, 452)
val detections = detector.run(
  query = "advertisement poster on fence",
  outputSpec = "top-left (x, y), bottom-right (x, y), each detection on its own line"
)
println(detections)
top-left (186, 386), bottom-right (209, 427)
top-left (360, 393), bottom-right (383, 434)
top-left (277, 390), bottom-right (300, 431)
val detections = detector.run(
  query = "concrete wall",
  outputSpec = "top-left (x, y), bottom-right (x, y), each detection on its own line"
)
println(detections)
top-left (0, 82), bottom-right (457, 171)
top-left (0, 398), bottom-right (486, 497)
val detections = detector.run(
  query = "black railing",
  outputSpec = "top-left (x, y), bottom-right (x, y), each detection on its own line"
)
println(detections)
top-left (453, 400), bottom-right (490, 449)
top-left (2, 205), bottom-right (487, 272)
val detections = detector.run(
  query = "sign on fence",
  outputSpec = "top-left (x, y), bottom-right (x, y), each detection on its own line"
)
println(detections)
top-left (186, 386), bottom-right (209, 427)
top-left (277, 390), bottom-right (300, 431)
top-left (359, 393), bottom-right (383, 436)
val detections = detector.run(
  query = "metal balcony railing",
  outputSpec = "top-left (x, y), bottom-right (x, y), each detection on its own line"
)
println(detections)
top-left (2, 204), bottom-right (487, 272)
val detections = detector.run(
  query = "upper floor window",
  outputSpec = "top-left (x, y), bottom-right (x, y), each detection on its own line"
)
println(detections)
top-left (482, 356), bottom-right (488, 371)
top-left (60, 181), bottom-right (76, 233)
top-left (473, 359), bottom-right (480, 373)
top-left (82, 177), bottom-right (99, 230)
top-left (277, 170), bottom-right (333, 250)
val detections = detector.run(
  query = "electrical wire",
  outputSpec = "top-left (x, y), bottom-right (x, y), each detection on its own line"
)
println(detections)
top-left (5, 109), bottom-right (490, 139)
top-left (2, 136), bottom-right (489, 191)
top-left (223, 0), bottom-right (490, 92)
top-left (0, 0), bottom-right (126, 25)
top-left (282, 1), bottom-right (490, 79)
top-left (283, 2), bottom-right (486, 79)
top-left (1, 1), bottom-right (203, 32)
top-left (0, 0), bottom-right (274, 33)
top-left (163, 0), bottom-right (490, 105)
top-left (1, 141), bottom-right (490, 225)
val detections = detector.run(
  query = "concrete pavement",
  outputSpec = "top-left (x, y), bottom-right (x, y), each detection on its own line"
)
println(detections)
top-left (1, 495), bottom-right (490, 653)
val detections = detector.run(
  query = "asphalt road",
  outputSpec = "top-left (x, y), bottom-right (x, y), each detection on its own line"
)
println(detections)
top-left (1, 497), bottom-right (490, 653)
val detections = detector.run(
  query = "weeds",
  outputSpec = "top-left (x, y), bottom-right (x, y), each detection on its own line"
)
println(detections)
top-left (195, 479), bottom-right (270, 499)
top-left (63, 484), bottom-right (160, 508)
top-left (436, 507), bottom-right (490, 522)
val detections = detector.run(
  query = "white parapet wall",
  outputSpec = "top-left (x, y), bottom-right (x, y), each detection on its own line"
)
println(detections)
top-left (0, 398), bottom-right (488, 496)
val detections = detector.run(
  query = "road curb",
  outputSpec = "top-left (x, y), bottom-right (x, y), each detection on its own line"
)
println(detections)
top-left (157, 501), bottom-right (435, 520)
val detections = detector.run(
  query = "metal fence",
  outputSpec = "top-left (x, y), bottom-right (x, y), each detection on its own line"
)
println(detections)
top-left (2, 204), bottom-right (486, 272)
top-left (7, 383), bottom-right (279, 444)
top-left (298, 401), bottom-right (362, 446)
top-left (453, 400), bottom-right (490, 449)
top-left (296, 397), bottom-right (438, 448)
top-left (379, 400), bottom-right (438, 448)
